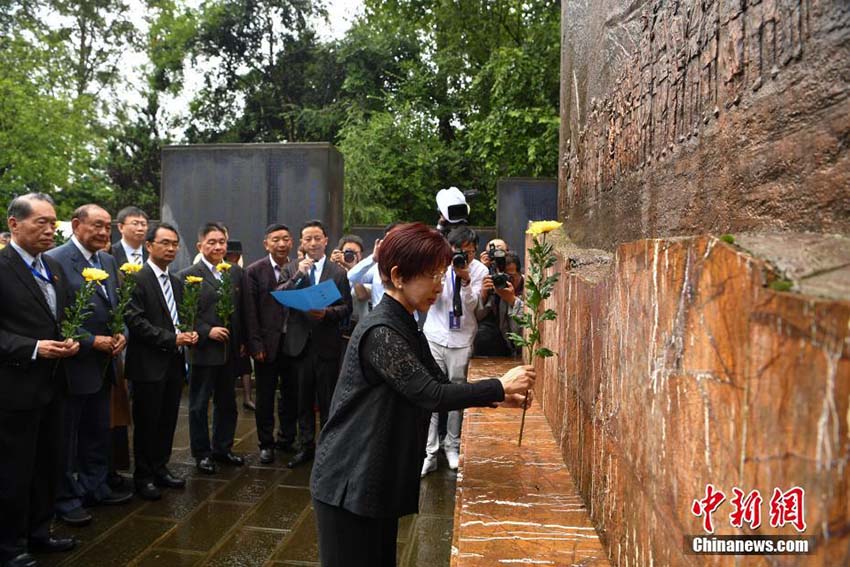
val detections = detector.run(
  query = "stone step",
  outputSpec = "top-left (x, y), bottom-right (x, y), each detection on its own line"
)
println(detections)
top-left (452, 358), bottom-right (609, 566)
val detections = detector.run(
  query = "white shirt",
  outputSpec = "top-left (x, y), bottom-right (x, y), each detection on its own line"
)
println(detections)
top-left (423, 259), bottom-right (488, 348)
top-left (201, 257), bottom-right (220, 280)
top-left (348, 254), bottom-right (385, 306)
top-left (310, 255), bottom-right (327, 285)
top-left (147, 259), bottom-right (173, 304)
top-left (121, 239), bottom-right (144, 264)
top-left (71, 235), bottom-right (97, 263)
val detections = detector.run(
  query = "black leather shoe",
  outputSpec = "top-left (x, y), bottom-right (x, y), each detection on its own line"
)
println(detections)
top-left (286, 449), bottom-right (314, 469)
top-left (154, 470), bottom-right (186, 489)
top-left (29, 536), bottom-right (77, 553)
top-left (196, 457), bottom-right (217, 475)
top-left (275, 440), bottom-right (297, 453)
top-left (107, 472), bottom-right (133, 491)
top-left (4, 552), bottom-right (37, 566)
top-left (135, 482), bottom-right (161, 501)
top-left (259, 448), bottom-right (275, 464)
top-left (86, 489), bottom-right (133, 507)
top-left (58, 507), bottom-right (91, 527)
top-left (212, 452), bottom-right (244, 466)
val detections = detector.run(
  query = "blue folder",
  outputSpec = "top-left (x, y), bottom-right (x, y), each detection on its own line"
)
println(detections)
top-left (271, 280), bottom-right (342, 312)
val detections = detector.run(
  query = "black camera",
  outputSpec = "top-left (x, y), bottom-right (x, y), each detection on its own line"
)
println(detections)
top-left (343, 249), bottom-right (357, 264)
top-left (487, 245), bottom-right (509, 289)
top-left (452, 249), bottom-right (468, 269)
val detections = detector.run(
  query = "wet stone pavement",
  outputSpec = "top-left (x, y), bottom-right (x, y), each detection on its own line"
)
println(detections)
top-left (41, 390), bottom-right (457, 567)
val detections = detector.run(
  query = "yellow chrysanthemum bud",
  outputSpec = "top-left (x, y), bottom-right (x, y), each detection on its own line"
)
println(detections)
top-left (185, 275), bottom-right (204, 284)
top-left (526, 220), bottom-right (563, 235)
top-left (82, 267), bottom-right (110, 283)
top-left (216, 261), bottom-right (232, 272)
top-left (119, 262), bottom-right (142, 274)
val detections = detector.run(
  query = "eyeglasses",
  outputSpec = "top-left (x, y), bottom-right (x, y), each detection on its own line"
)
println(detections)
top-left (426, 270), bottom-right (446, 282)
top-left (153, 240), bottom-right (179, 249)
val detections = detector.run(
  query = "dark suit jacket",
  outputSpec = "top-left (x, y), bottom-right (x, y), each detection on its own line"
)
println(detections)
top-left (124, 263), bottom-right (185, 383)
top-left (178, 260), bottom-right (244, 367)
top-left (278, 257), bottom-right (352, 359)
top-left (242, 256), bottom-right (289, 362)
top-left (46, 241), bottom-right (121, 395)
top-left (110, 241), bottom-right (147, 267)
top-left (0, 245), bottom-right (70, 410)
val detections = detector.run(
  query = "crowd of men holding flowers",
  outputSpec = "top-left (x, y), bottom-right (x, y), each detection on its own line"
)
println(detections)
top-left (0, 188), bottom-right (528, 567)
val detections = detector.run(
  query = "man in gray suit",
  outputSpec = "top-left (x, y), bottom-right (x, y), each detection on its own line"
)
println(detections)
top-left (46, 205), bottom-right (132, 527)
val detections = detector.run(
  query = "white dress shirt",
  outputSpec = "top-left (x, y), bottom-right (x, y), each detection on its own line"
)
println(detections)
top-left (121, 239), bottom-right (144, 264)
top-left (348, 253), bottom-right (385, 306)
top-left (423, 259), bottom-right (488, 348)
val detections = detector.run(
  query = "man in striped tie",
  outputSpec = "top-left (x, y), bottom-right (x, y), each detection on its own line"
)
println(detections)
top-left (125, 222), bottom-right (198, 501)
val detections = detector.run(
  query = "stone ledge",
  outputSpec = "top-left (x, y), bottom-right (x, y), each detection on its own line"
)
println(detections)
top-left (451, 358), bottom-right (609, 567)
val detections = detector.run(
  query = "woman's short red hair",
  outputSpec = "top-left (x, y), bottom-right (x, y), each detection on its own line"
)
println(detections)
top-left (377, 222), bottom-right (451, 287)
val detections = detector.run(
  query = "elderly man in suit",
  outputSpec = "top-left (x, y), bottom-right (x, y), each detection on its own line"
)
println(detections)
top-left (46, 205), bottom-right (133, 528)
top-left (111, 206), bottom-right (149, 266)
top-left (243, 223), bottom-right (298, 465)
top-left (125, 223), bottom-right (198, 501)
top-left (278, 220), bottom-right (352, 468)
top-left (179, 222), bottom-right (245, 475)
top-left (0, 193), bottom-right (79, 567)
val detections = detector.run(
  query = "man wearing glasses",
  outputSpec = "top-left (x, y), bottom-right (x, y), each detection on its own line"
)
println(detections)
top-left (124, 223), bottom-right (198, 501)
top-left (420, 226), bottom-right (488, 476)
top-left (111, 206), bottom-right (149, 266)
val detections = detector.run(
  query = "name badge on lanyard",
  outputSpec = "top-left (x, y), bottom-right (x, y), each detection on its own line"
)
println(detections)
top-left (448, 268), bottom-right (461, 330)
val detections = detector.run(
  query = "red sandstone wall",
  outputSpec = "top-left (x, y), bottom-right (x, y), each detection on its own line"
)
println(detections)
top-left (538, 234), bottom-right (850, 565)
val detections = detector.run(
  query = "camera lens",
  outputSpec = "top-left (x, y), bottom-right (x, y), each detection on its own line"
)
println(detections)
top-left (343, 250), bottom-right (356, 263)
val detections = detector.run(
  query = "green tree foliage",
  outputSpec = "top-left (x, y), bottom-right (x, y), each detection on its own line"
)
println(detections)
top-left (2, 0), bottom-right (561, 231)
top-left (0, 33), bottom-right (104, 221)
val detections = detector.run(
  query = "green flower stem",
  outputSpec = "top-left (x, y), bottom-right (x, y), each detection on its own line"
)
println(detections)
top-left (508, 231), bottom-right (560, 446)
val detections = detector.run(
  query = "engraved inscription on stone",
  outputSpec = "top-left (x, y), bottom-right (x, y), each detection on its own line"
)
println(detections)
top-left (566, 0), bottom-right (812, 207)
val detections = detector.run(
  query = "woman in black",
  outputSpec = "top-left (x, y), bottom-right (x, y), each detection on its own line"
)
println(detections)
top-left (310, 222), bottom-right (535, 566)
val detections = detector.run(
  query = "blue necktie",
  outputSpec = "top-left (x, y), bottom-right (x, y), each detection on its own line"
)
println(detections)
top-left (311, 264), bottom-right (317, 286)
top-left (90, 253), bottom-right (109, 300)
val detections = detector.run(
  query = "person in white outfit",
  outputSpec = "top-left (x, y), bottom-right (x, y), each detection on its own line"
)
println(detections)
top-left (421, 226), bottom-right (487, 475)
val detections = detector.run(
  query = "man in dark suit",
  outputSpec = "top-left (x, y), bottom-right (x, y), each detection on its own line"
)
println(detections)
top-left (278, 220), bottom-right (352, 468)
top-left (243, 223), bottom-right (298, 464)
top-left (179, 223), bottom-right (245, 475)
top-left (111, 206), bottom-right (149, 266)
top-left (124, 223), bottom-right (198, 501)
top-left (0, 193), bottom-right (79, 567)
top-left (46, 205), bottom-right (132, 528)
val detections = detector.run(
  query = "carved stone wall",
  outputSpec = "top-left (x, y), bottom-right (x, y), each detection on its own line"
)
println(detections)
top-left (559, 1), bottom-right (850, 250)
top-left (537, 232), bottom-right (850, 565)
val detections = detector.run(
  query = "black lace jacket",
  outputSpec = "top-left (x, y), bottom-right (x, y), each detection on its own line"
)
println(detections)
top-left (310, 294), bottom-right (504, 519)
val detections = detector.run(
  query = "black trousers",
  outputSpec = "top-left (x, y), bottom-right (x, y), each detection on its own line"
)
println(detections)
top-left (254, 347), bottom-right (298, 450)
top-left (131, 357), bottom-right (184, 483)
top-left (313, 498), bottom-right (398, 567)
top-left (56, 382), bottom-right (112, 513)
top-left (293, 344), bottom-right (340, 450)
top-left (0, 394), bottom-right (63, 561)
top-left (188, 363), bottom-right (237, 459)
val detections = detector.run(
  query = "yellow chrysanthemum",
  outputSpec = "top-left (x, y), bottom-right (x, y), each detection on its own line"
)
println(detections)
top-left (82, 267), bottom-right (110, 283)
top-left (0, 243), bottom-right (4, 250)
top-left (119, 262), bottom-right (142, 274)
top-left (54, 220), bottom-right (62, 229)
top-left (215, 261), bottom-right (232, 272)
top-left (185, 275), bottom-right (204, 284)
top-left (526, 220), bottom-right (563, 235)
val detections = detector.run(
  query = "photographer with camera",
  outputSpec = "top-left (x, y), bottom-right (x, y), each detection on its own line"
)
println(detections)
top-left (331, 235), bottom-right (367, 336)
top-left (421, 226), bottom-right (488, 475)
top-left (474, 246), bottom-right (525, 357)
